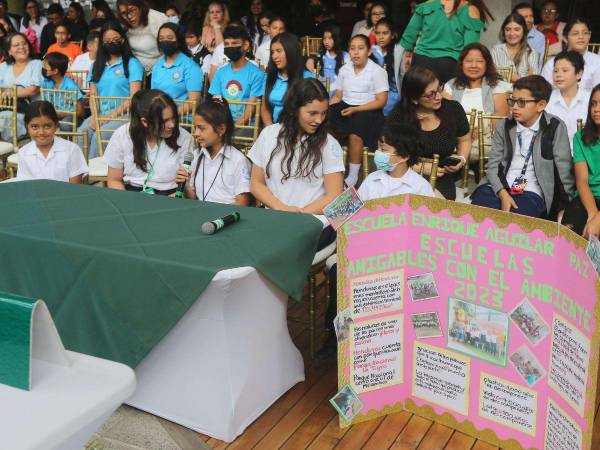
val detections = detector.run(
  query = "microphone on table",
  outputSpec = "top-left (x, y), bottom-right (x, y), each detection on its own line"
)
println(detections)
top-left (175, 151), bottom-right (194, 198)
top-left (202, 212), bottom-right (241, 235)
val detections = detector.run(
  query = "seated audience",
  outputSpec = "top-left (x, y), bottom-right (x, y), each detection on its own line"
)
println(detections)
top-left (92, 0), bottom-right (115, 21)
top-left (176, 99), bottom-right (251, 205)
top-left (41, 52), bottom-right (83, 129)
top-left (19, 0), bottom-right (46, 54)
top-left (255, 15), bottom-right (285, 71)
top-left (512, 2), bottom-right (545, 54)
top-left (371, 18), bottom-right (401, 116)
top-left (471, 75), bottom-right (574, 218)
top-left (351, 1), bottom-right (373, 37)
top-left (201, 1), bottom-right (229, 53)
top-left (305, 25), bottom-right (349, 95)
top-left (40, 3), bottom-right (63, 56)
top-left (70, 31), bottom-right (99, 73)
top-left (535, 0), bottom-right (565, 58)
top-left (104, 89), bottom-right (194, 195)
top-left (46, 20), bottom-right (83, 63)
top-left (208, 21), bottom-right (256, 81)
top-left (240, 0), bottom-right (264, 48)
top-left (356, 2), bottom-right (386, 46)
top-left (65, 2), bottom-right (88, 43)
top-left (387, 66), bottom-right (470, 201)
top-left (164, 5), bottom-right (180, 24)
top-left (185, 20), bottom-right (211, 73)
top-left (15, 100), bottom-right (87, 182)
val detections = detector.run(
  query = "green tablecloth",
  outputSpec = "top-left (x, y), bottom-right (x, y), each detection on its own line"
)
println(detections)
top-left (0, 180), bottom-right (323, 367)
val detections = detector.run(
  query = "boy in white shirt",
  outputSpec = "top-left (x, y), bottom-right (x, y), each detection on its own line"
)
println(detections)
top-left (69, 31), bottom-right (99, 73)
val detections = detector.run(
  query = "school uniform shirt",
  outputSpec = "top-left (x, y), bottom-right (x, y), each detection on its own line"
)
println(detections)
top-left (546, 87), bottom-right (591, 151)
top-left (40, 76), bottom-right (83, 111)
top-left (209, 62), bottom-right (266, 121)
top-left (190, 145), bottom-right (251, 204)
top-left (335, 58), bottom-right (388, 106)
top-left (248, 123), bottom-right (345, 208)
top-left (88, 57), bottom-right (144, 98)
top-left (103, 124), bottom-right (195, 191)
top-left (210, 44), bottom-right (259, 72)
top-left (542, 51), bottom-right (600, 90)
top-left (126, 9), bottom-right (169, 72)
top-left (16, 136), bottom-right (88, 181)
top-left (357, 168), bottom-right (435, 201)
top-left (269, 70), bottom-right (316, 123)
top-left (506, 114), bottom-right (543, 198)
top-left (151, 52), bottom-right (203, 100)
top-left (255, 38), bottom-right (271, 69)
top-left (70, 52), bottom-right (93, 72)
top-left (321, 51), bottom-right (349, 87)
top-left (47, 42), bottom-right (83, 63)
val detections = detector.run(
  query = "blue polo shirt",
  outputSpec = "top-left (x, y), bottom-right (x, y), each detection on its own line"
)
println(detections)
top-left (41, 76), bottom-right (83, 112)
top-left (151, 52), bottom-right (203, 101)
top-left (209, 61), bottom-right (265, 121)
top-left (268, 70), bottom-right (315, 122)
top-left (88, 56), bottom-right (144, 97)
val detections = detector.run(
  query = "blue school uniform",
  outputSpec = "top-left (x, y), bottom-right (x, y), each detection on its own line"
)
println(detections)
top-left (268, 70), bottom-right (315, 123)
top-left (151, 52), bottom-right (203, 100)
top-left (88, 56), bottom-right (144, 103)
top-left (209, 61), bottom-right (266, 122)
top-left (371, 45), bottom-right (400, 116)
top-left (41, 76), bottom-right (83, 111)
top-left (322, 51), bottom-right (348, 87)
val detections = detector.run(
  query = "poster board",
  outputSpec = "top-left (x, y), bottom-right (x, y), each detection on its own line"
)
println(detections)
top-left (337, 195), bottom-right (600, 450)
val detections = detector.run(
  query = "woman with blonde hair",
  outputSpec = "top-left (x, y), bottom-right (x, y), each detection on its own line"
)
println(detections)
top-left (201, 1), bottom-right (230, 52)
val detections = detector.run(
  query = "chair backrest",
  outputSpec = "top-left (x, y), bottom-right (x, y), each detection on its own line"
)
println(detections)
top-left (66, 70), bottom-right (89, 93)
top-left (201, 73), bottom-right (209, 102)
top-left (0, 86), bottom-right (18, 149)
top-left (40, 87), bottom-right (78, 132)
top-left (462, 109), bottom-right (478, 189)
top-left (301, 36), bottom-right (322, 56)
top-left (577, 118), bottom-right (584, 132)
top-left (89, 95), bottom-right (131, 157)
top-left (56, 130), bottom-right (88, 160)
top-left (73, 40), bottom-right (83, 49)
top-left (588, 43), bottom-right (600, 54)
top-left (416, 154), bottom-right (440, 190)
top-left (173, 98), bottom-right (196, 133)
top-left (543, 37), bottom-right (551, 65)
top-left (477, 112), bottom-right (508, 181)
top-left (496, 66), bottom-right (513, 83)
top-left (230, 98), bottom-right (262, 153)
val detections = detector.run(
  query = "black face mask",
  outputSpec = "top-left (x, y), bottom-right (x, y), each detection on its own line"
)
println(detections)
top-left (224, 46), bottom-right (243, 62)
top-left (158, 40), bottom-right (178, 57)
top-left (103, 42), bottom-right (123, 56)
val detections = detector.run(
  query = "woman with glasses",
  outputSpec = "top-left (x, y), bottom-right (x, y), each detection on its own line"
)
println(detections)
top-left (387, 66), bottom-right (471, 200)
top-left (355, 2), bottom-right (386, 46)
top-left (78, 20), bottom-right (144, 158)
top-left (491, 13), bottom-right (541, 83)
top-left (535, 1), bottom-right (565, 57)
top-left (541, 18), bottom-right (600, 90)
top-left (116, 0), bottom-right (168, 74)
top-left (400, 0), bottom-right (491, 84)
top-left (19, 0), bottom-right (46, 53)
top-left (0, 32), bottom-right (42, 141)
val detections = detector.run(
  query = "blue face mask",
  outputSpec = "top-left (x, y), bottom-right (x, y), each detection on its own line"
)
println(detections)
top-left (168, 15), bottom-right (180, 24)
top-left (374, 150), bottom-right (398, 172)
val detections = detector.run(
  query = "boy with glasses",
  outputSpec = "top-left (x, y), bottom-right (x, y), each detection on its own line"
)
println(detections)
top-left (471, 75), bottom-right (574, 218)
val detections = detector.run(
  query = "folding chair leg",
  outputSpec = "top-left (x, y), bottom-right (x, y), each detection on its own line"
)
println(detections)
top-left (309, 273), bottom-right (317, 359)
top-left (362, 147), bottom-right (369, 180)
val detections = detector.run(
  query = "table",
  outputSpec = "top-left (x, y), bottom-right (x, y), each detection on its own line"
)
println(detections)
top-left (129, 267), bottom-right (304, 442)
top-left (0, 180), bottom-right (323, 441)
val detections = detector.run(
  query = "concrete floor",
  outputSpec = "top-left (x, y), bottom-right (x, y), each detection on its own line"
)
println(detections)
top-left (85, 405), bottom-right (210, 450)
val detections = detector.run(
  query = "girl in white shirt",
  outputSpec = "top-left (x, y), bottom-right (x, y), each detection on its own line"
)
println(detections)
top-left (16, 100), bottom-right (87, 183)
top-left (546, 50), bottom-right (591, 151)
top-left (104, 89), bottom-right (194, 195)
top-left (248, 78), bottom-right (344, 215)
top-left (329, 33), bottom-right (388, 187)
top-left (176, 99), bottom-right (251, 205)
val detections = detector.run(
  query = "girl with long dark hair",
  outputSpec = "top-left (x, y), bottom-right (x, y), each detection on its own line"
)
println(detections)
top-left (78, 20), bottom-right (144, 158)
top-left (249, 77), bottom-right (344, 217)
top-left (387, 66), bottom-right (471, 200)
top-left (306, 25), bottom-right (348, 94)
top-left (104, 89), bottom-right (194, 195)
top-left (562, 86), bottom-right (600, 237)
top-left (261, 32), bottom-right (315, 126)
top-left (400, 0), bottom-right (490, 83)
top-left (19, 0), bottom-right (45, 52)
top-left (65, 2), bottom-right (88, 43)
top-left (241, 0), bottom-right (264, 48)
top-left (371, 18), bottom-right (402, 115)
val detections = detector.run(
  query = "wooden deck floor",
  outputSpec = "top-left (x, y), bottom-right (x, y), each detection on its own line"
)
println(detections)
top-left (197, 282), bottom-right (600, 450)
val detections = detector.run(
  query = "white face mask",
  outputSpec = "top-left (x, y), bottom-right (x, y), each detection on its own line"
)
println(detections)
top-left (168, 16), bottom-right (180, 24)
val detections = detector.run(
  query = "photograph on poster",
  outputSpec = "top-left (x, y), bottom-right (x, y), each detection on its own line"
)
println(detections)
top-left (509, 345), bottom-right (546, 386)
top-left (411, 312), bottom-right (443, 338)
top-left (587, 235), bottom-right (600, 278)
top-left (407, 273), bottom-right (439, 302)
top-left (329, 384), bottom-right (365, 422)
top-left (447, 297), bottom-right (509, 366)
top-left (324, 186), bottom-right (364, 230)
top-left (510, 298), bottom-right (550, 346)
top-left (334, 308), bottom-right (353, 342)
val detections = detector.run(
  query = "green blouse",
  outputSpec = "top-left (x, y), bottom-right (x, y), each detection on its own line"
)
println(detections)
top-left (573, 130), bottom-right (600, 198)
top-left (400, 0), bottom-right (485, 60)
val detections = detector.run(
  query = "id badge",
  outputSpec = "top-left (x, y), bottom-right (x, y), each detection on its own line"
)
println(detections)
top-left (510, 175), bottom-right (527, 195)
top-left (142, 186), bottom-right (155, 195)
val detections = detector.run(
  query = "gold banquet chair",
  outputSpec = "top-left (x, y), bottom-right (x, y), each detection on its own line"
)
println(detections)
top-left (415, 154), bottom-right (440, 191)
top-left (0, 86), bottom-right (17, 178)
top-left (7, 131), bottom-right (88, 179)
top-left (40, 87), bottom-right (79, 132)
top-left (496, 66), bottom-right (514, 84)
top-left (588, 43), bottom-right (600, 54)
top-left (476, 112), bottom-right (508, 182)
top-left (301, 36), bottom-right (322, 57)
top-left (230, 99), bottom-right (262, 154)
top-left (67, 70), bottom-right (90, 93)
top-left (577, 118), bottom-right (584, 132)
top-left (174, 98), bottom-right (197, 134)
top-left (462, 109), bottom-right (479, 191)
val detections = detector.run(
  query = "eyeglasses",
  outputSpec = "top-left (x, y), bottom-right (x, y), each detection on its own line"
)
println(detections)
top-left (421, 85), bottom-right (444, 99)
top-left (120, 6), bottom-right (139, 18)
top-left (507, 98), bottom-right (539, 107)
top-left (542, 8), bottom-right (558, 13)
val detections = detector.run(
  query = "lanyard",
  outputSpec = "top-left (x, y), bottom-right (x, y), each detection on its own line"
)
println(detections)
top-left (201, 153), bottom-right (225, 201)
top-left (142, 139), bottom-right (162, 189)
top-left (517, 131), bottom-right (537, 176)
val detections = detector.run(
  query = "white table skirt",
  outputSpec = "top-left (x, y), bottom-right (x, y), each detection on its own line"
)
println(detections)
top-left (127, 266), bottom-right (305, 442)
